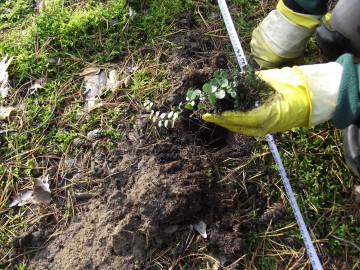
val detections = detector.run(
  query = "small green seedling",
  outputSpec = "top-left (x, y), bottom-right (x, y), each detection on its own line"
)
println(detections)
top-left (185, 69), bottom-right (240, 112)
top-left (144, 100), bottom-right (182, 129)
top-left (144, 67), bottom-right (266, 129)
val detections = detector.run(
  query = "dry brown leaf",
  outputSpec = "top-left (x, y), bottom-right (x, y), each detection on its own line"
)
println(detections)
top-left (0, 106), bottom-right (15, 120)
top-left (77, 67), bottom-right (100, 76)
top-left (106, 69), bottom-right (121, 92)
top-left (122, 75), bottom-right (133, 88)
top-left (67, 54), bottom-right (82, 62)
top-left (76, 70), bottom-right (106, 118)
top-left (9, 175), bottom-right (52, 207)
top-left (32, 175), bottom-right (51, 205)
top-left (193, 220), bottom-right (207, 238)
top-left (35, 0), bottom-right (43, 11)
top-left (9, 190), bottom-right (34, 207)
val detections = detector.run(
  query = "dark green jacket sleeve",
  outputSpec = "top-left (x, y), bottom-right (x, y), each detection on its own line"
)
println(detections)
top-left (283, 0), bottom-right (328, 15)
top-left (332, 53), bottom-right (360, 129)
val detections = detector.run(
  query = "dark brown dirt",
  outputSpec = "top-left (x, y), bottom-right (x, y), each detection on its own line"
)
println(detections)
top-left (9, 10), bottom-right (273, 270)
top-left (21, 126), bottom-right (264, 269)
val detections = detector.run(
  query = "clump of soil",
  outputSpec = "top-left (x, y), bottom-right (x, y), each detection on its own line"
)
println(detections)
top-left (182, 66), bottom-right (274, 122)
top-left (207, 67), bottom-right (271, 114)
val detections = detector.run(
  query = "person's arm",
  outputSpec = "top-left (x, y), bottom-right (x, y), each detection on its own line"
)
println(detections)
top-left (315, 0), bottom-right (360, 60)
top-left (250, 0), bottom-right (327, 68)
top-left (202, 54), bottom-right (360, 137)
top-left (285, 0), bottom-right (328, 15)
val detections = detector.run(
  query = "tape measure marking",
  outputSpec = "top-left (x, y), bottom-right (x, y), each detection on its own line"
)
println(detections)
top-left (217, 0), bottom-right (247, 71)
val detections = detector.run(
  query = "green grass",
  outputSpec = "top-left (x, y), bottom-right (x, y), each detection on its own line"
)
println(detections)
top-left (0, 1), bottom-right (193, 268)
top-left (274, 125), bottom-right (360, 267)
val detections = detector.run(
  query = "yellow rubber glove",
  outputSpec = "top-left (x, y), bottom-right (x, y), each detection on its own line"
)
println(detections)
top-left (250, 0), bottom-right (322, 69)
top-left (202, 63), bottom-right (343, 136)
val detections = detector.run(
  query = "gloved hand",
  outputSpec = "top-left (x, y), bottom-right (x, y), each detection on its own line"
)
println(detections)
top-left (202, 62), bottom-right (343, 136)
top-left (315, 14), bottom-right (350, 61)
top-left (315, 0), bottom-right (360, 61)
top-left (250, 0), bottom-right (322, 69)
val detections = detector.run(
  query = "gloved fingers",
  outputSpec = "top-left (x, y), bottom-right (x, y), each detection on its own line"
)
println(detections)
top-left (202, 113), bottom-right (269, 136)
top-left (202, 108), bottom-right (268, 126)
top-left (202, 109), bottom-right (272, 137)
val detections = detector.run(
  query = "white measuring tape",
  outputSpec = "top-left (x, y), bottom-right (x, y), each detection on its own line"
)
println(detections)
top-left (216, 1), bottom-right (323, 269)
top-left (217, 0), bottom-right (247, 72)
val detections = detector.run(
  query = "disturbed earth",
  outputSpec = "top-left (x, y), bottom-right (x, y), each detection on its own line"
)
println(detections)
top-left (9, 11), bottom-right (276, 270)
top-left (23, 127), bottom-right (264, 269)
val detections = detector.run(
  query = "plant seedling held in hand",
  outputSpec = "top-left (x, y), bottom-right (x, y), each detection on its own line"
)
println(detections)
top-left (185, 66), bottom-right (271, 118)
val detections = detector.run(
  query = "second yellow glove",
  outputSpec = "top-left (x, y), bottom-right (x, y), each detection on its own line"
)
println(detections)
top-left (250, 0), bottom-right (322, 68)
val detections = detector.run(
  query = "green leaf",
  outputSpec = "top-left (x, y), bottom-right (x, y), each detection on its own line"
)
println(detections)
top-left (186, 90), bottom-right (194, 101)
top-left (215, 90), bottom-right (226, 99)
top-left (230, 91), bottom-right (237, 98)
top-left (185, 103), bottom-right (194, 110)
top-left (214, 70), bottom-right (220, 79)
top-left (220, 71), bottom-right (228, 78)
top-left (191, 89), bottom-right (202, 100)
top-left (211, 78), bottom-right (219, 86)
top-left (219, 78), bottom-right (228, 88)
top-left (202, 83), bottom-right (212, 94)
top-left (203, 83), bottom-right (217, 94)
top-left (186, 89), bottom-right (201, 101)
top-left (208, 93), bottom-right (217, 106)
top-left (173, 112), bottom-right (179, 121)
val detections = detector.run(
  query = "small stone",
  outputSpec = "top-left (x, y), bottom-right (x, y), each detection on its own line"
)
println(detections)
top-left (87, 129), bottom-right (105, 140)
top-left (72, 137), bottom-right (91, 148)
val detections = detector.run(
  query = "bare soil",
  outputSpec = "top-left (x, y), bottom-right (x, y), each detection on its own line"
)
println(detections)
top-left (9, 11), bottom-right (273, 270)
top-left (25, 131), bottom-right (263, 269)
